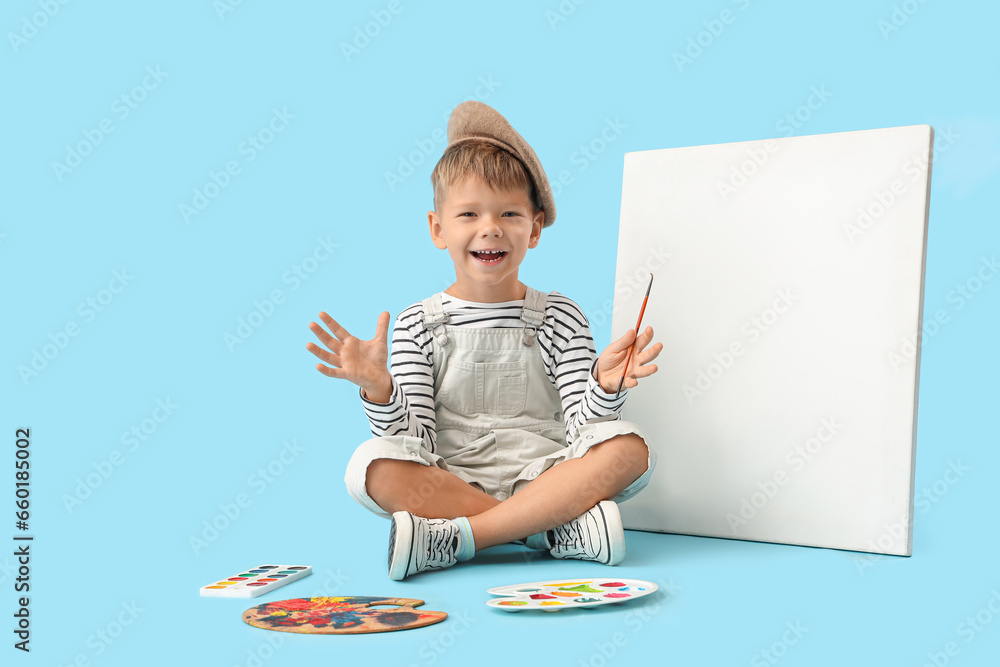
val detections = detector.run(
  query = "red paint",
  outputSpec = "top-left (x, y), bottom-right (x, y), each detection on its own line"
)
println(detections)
top-left (600, 582), bottom-right (626, 587)
top-left (529, 593), bottom-right (557, 600)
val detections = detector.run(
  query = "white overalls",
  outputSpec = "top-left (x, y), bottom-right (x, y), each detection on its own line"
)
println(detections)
top-left (345, 287), bottom-right (656, 518)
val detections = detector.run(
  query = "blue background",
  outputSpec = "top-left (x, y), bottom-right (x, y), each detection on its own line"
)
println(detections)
top-left (4, 1), bottom-right (998, 665)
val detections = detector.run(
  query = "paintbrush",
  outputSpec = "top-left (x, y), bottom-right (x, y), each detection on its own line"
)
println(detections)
top-left (615, 273), bottom-right (653, 398)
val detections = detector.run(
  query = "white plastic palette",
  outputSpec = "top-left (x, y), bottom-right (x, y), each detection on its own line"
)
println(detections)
top-left (487, 578), bottom-right (657, 612)
top-left (199, 564), bottom-right (312, 598)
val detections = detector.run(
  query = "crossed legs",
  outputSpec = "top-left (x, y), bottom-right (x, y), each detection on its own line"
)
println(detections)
top-left (365, 433), bottom-right (650, 552)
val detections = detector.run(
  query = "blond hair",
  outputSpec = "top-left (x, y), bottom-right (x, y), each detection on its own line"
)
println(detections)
top-left (430, 141), bottom-right (540, 212)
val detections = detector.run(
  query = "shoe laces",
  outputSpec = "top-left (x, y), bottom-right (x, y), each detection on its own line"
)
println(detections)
top-left (420, 519), bottom-right (459, 570)
top-left (550, 521), bottom-right (588, 555)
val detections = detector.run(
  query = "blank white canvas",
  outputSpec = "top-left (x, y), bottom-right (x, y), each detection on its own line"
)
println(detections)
top-left (613, 125), bottom-right (933, 556)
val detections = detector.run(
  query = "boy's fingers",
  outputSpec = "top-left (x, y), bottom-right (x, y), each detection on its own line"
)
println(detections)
top-left (625, 364), bottom-right (658, 388)
top-left (632, 364), bottom-right (658, 379)
top-left (374, 311), bottom-right (391, 344)
top-left (637, 342), bottom-right (663, 366)
top-left (306, 342), bottom-right (341, 367)
top-left (610, 329), bottom-right (637, 352)
top-left (308, 322), bottom-right (342, 353)
top-left (629, 334), bottom-right (659, 366)
top-left (634, 326), bottom-right (655, 351)
top-left (314, 363), bottom-right (345, 379)
top-left (319, 312), bottom-right (352, 341)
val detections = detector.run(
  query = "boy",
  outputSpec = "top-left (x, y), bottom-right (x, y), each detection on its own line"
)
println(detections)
top-left (307, 101), bottom-right (661, 580)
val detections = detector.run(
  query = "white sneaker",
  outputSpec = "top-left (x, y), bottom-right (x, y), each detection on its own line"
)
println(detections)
top-left (387, 512), bottom-right (461, 581)
top-left (548, 500), bottom-right (626, 565)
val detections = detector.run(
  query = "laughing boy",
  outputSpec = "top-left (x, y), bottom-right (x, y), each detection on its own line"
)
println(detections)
top-left (308, 101), bottom-right (661, 580)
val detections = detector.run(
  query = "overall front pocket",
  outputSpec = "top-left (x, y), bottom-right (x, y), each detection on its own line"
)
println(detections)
top-left (437, 359), bottom-right (527, 417)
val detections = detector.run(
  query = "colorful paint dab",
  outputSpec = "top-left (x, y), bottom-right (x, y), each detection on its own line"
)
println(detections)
top-left (558, 584), bottom-right (605, 593)
top-left (547, 582), bottom-right (592, 587)
top-left (486, 578), bottom-right (658, 612)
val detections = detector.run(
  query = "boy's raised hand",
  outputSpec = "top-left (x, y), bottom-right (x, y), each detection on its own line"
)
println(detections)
top-left (307, 311), bottom-right (393, 403)
top-left (594, 326), bottom-right (663, 395)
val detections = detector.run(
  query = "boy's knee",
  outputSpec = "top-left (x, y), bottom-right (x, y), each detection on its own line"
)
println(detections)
top-left (365, 458), bottom-right (420, 499)
top-left (365, 457), bottom-right (400, 479)
top-left (366, 458), bottom-right (453, 516)
top-left (588, 433), bottom-right (652, 479)
top-left (345, 436), bottom-right (432, 517)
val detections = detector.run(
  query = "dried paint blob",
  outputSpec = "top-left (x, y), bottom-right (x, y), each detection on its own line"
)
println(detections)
top-left (600, 582), bottom-right (626, 587)
top-left (604, 593), bottom-right (631, 598)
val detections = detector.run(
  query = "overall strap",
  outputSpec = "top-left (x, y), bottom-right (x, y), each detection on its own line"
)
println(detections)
top-left (421, 292), bottom-right (450, 347)
top-left (520, 287), bottom-right (548, 347)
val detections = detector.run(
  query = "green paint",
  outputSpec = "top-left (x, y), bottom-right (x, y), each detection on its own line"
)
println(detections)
top-left (558, 584), bottom-right (604, 593)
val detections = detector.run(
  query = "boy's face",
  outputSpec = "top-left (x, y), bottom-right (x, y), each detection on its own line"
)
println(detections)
top-left (428, 176), bottom-right (544, 302)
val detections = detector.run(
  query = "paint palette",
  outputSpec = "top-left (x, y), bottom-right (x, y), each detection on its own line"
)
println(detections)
top-left (487, 577), bottom-right (657, 612)
top-left (243, 596), bottom-right (448, 634)
top-left (199, 565), bottom-right (312, 598)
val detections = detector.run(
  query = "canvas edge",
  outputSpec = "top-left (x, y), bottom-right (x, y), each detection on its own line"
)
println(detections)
top-left (904, 124), bottom-right (935, 556)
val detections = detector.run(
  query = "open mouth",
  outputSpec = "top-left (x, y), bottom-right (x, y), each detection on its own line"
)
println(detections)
top-left (470, 250), bottom-right (507, 263)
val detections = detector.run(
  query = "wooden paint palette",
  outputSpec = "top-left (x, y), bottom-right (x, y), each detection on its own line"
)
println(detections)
top-left (487, 578), bottom-right (657, 612)
top-left (242, 596), bottom-right (447, 634)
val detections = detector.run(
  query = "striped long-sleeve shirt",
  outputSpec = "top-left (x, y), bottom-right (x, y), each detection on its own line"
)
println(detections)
top-left (360, 290), bottom-right (626, 451)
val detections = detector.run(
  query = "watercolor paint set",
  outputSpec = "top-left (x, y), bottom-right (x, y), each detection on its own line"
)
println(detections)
top-left (487, 577), bottom-right (657, 611)
top-left (200, 565), bottom-right (312, 598)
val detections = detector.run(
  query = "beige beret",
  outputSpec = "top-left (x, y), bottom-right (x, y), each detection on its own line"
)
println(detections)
top-left (446, 101), bottom-right (557, 227)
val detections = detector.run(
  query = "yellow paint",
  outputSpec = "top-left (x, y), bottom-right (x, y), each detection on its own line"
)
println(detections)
top-left (546, 582), bottom-right (591, 587)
